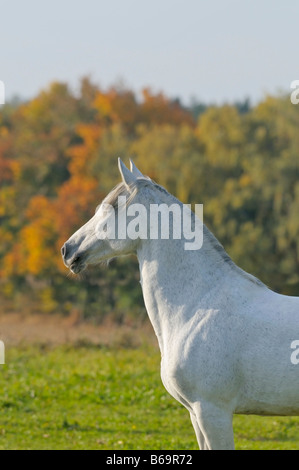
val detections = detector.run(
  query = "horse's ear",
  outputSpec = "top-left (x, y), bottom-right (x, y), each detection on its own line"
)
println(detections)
top-left (118, 158), bottom-right (137, 187)
top-left (129, 159), bottom-right (144, 178)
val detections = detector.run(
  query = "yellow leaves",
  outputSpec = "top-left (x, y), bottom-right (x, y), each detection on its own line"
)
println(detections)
top-left (25, 195), bottom-right (56, 220)
top-left (255, 96), bottom-right (280, 121)
top-left (38, 287), bottom-right (58, 313)
top-left (0, 133), bottom-right (14, 183)
top-left (3, 196), bottom-right (59, 276)
top-left (20, 82), bottom-right (72, 123)
top-left (2, 180), bottom-right (100, 278)
top-left (20, 96), bottom-right (44, 122)
top-left (7, 160), bottom-right (21, 180)
top-left (239, 174), bottom-right (252, 188)
top-left (0, 187), bottom-right (15, 216)
top-left (2, 244), bottom-right (24, 277)
top-left (93, 92), bottom-right (113, 117)
top-left (131, 124), bottom-right (199, 199)
top-left (0, 126), bottom-right (9, 137)
top-left (197, 105), bottom-right (243, 167)
top-left (0, 227), bottom-right (13, 244)
top-left (21, 224), bottom-right (53, 275)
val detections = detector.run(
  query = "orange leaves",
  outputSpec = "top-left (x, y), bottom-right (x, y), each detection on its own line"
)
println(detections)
top-left (93, 88), bottom-right (139, 132)
top-left (76, 124), bottom-right (101, 150)
top-left (0, 155), bottom-right (14, 182)
top-left (54, 175), bottom-right (100, 273)
top-left (67, 124), bottom-right (101, 176)
top-left (55, 176), bottom-right (99, 237)
top-left (140, 88), bottom-right (195, 127)
top-left (92, 87), bottom-right (194, 133)
top-left (57, 121), bottom-right (103, 250)
top-left (3, 196), bottom-right (58, 276)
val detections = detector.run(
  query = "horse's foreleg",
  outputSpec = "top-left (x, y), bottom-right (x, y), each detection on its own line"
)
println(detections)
top-left (192, 401), bottom-right (235, 450)
top-left (190, 412), bottom-right (208, 450)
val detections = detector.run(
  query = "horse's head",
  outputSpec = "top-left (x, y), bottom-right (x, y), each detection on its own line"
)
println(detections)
top-left (61, 159), bottom-right (152, 274)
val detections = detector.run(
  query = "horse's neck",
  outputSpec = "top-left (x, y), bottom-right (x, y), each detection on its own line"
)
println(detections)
top-left (137, 233), bottom-right (232, 352)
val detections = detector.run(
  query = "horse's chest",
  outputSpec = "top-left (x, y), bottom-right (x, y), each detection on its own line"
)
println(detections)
top-left (160, 355), bottom-right (195, 409)
top-left (160, 359), bottom-right (183, 403)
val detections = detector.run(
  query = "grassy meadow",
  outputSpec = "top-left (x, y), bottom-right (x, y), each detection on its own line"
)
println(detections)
top-left (0, 343), bottom-right (298, 450)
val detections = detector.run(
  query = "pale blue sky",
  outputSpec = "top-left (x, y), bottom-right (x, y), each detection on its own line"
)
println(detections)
top-left (0, 0), bottom-right (298, 104)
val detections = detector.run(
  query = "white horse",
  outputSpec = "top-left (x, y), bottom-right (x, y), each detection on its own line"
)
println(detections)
top-left (61, 159), bottom-right (299, 450)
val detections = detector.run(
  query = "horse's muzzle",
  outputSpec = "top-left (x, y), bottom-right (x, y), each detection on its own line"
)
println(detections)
top-left (70, 255), bottom-right (86, 274)
top-left (61, 243), bottom-right (86, 274)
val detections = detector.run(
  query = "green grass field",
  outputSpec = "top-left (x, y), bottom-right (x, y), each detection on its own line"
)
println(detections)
top-left (0, 344), bottom-right (298, 450)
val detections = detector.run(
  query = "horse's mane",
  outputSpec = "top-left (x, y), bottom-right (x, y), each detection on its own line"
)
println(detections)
top-left (101, 178), bottom-right (265, 288)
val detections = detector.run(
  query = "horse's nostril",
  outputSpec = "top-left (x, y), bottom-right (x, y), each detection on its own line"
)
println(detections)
top-left (61, 243), bottom-right (68, 259)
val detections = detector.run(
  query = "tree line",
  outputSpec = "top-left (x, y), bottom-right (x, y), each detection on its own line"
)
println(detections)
top-left (0, 78), bottom-right (299, 321)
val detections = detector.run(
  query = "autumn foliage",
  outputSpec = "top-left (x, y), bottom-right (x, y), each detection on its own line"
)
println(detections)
top-left (1, 79), bottom-right (299, 319)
